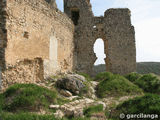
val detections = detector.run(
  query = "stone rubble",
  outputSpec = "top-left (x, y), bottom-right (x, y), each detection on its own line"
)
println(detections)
top-left (50, 93), bottom-right (138, 119)
top-left (60, 89), bottom-right (73, 97)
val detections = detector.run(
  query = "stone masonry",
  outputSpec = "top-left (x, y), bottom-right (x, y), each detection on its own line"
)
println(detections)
top-left (1, 58), bottom-right (44, 90)
top-left (64, 0), bottom-right (136, 75)
top-left (0, 0), bottom-right (136, 89)
top-left (0, 0), bottom-right (74, 89)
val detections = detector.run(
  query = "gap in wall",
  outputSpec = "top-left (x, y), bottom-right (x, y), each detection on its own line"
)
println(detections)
top-left (93, 38), bottom-right (106, 74)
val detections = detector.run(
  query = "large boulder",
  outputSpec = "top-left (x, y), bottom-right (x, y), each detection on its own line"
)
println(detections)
top-left (56, 74), bottom-right (86, 94)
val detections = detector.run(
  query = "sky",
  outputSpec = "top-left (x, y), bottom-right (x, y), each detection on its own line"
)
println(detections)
top-left (55, 0), bottom-right (160, 65)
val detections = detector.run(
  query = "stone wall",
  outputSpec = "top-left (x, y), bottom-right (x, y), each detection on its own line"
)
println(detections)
top-left (0, 0), bottom-right (136, 89)
top-left (0, 0), bottom-right (7, 88)
top-left (0, 0), bottom-right (7, 70)
top-left (0, 0), bottom-right (74, 89)
top-left (64, 0), bottom-right (95, 74)
top-left (104, 9), bottom-right (136, 74)
top-left (4, 0), bottom-right (74, 76)
top-left (1, 58), bottom-right (44, 90)
top-left (64, 0), bottom-right (136, 75)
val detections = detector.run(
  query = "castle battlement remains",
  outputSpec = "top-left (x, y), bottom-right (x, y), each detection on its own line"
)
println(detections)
top-left (0, 0), bottom-right (136, 90)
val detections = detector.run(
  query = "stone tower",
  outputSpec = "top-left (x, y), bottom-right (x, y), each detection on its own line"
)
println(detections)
top-left (45, 0), bottom-right (57, 8)
top-left (64, 0), bottom-right (136, 75)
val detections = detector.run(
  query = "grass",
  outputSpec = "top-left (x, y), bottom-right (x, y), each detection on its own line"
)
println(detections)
top-left (96, 72), bottom-right (143, 98)
top-left (125, 72), bottom-right (142, 83)
top-left (0, 112), bottom-right (91, 120)
top-left (134, 74), bottom-right (160, 94)
top-left (0, 94), bottom-right (4, 112)
top-left (94, 72), bottom-right (113, 82)
top-left (1, 84), bottom-right (57, 113)
top-left (125, 73), bottom-right (160, 94)
top-left (1, 72), bottom-right (159, 120)
top-left (0, 83), bottom-right (91, 120)
top-left (0, 112), bottom-right (56, 120)
top-left (110, 94), bottom-right (160, 119)
top-left (83, 104), bottom-right (103, 117)
top-left (69, 117), bottom-right (90, 120)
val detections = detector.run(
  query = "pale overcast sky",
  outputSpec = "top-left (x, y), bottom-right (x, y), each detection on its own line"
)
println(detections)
top-left (56, 0), bottom-right (160, 65)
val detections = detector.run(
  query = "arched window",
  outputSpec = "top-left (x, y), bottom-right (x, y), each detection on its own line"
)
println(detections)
top-left (94, 38), bottom-right (106, 65)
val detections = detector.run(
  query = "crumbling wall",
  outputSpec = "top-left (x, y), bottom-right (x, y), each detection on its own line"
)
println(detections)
top-left (1, 58), bottom-right (44, 90)
top-left (64, 0), bottom-right (136, 75)
top-left (64, 0), bottom-right (95, 74)
top-left (4, 0), bottom-right (74, 77)
top-left (0, 0), bottom-right (7, 87)
top-left (104, 9), bottom-right (136, 74)
top-left (0, 0), bottom-right (74, 89)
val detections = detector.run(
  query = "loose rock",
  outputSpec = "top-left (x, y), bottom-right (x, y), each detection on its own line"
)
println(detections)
top-left (60, 89), bottom-right (73, 97)
top-left (49, 105), bottom-right (60, 109)
top-left (54, 110), bottom-right (64, 119)
top-left (56, 74), bottom-right (85, 94)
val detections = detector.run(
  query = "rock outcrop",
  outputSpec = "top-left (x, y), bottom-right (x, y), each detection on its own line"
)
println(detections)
top-left (56, 74), bottom-right (86, 95)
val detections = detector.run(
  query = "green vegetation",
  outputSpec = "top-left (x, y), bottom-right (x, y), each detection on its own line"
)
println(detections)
top-left (111, 94), bottom-right (160, 119)
top-left (0, 94), bottom-right (4, 112)
top-left (1, 71), bottom-right (160, 120)
top-left (125, 72), bottom-right (142, 83)
top-left (83, 104), bottom-right (103, 117)
top-left (1, 84), bottom-right (57, 112)
top-left (94, 72), bottom-right (113, 81)
top-left (69, 117), bottom-right (90, 120)
top-left (134, 74), bottom-right (160, 94)
top-left (0, 112), bottom-right (56, 120)
top-left (0, 112), bottom-right (90, 120)
top-left (0, 83), bottom-right (91, 120)
top-left (125, 73), bottom-right (160, 94)
top-left (96, 72), bottom-right (143, 98)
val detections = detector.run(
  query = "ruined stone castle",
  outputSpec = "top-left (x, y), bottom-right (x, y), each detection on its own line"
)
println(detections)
top-left (0, 0), bottom-right (136, 89)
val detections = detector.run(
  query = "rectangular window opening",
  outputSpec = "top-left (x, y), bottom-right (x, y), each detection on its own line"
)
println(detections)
top-left (71, 10), bottom-right (79, 25)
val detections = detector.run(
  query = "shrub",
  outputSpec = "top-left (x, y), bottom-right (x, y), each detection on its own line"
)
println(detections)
top-left (110, 94), bottom-right (160, 119)
top-left (0, 94), bottom-right (4, 112)
top-left (134, 74), bottom-right (160, 94)
top-left (0, 112), bottom-right (56, 120)
top-left (83, 104), bottom-right (103, 117)
top-left (70, 117), bottom-right (90, 120)
top-left (2, 84), bottom-right (57, 112)
top-left (96, 74), bottom-right (143, 98)
top-left (94, 72), bottom-right (113, 81)
top-left (125, 72), bottom-right (142, 83)
top-left (0, 112), bottom-right (91, 120)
